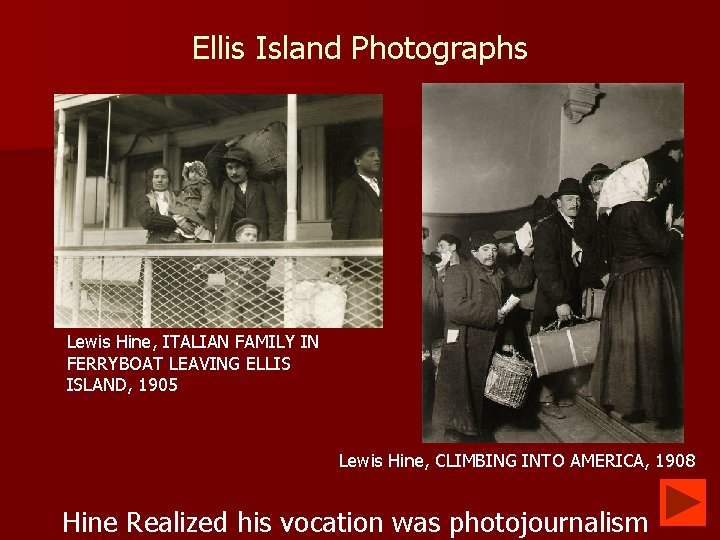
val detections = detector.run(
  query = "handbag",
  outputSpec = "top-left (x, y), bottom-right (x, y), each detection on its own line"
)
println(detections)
top-left (530, 317), bottom-right (600, 377)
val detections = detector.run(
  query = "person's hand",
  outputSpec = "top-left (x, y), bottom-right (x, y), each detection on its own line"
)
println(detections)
top-left (497, 309), bottom-right (506, 324)
top-left (330, 257), bottom-right (344, 270)
top-left (556, 303), bottom-right (573, 322)
top-left (179, 220), bottom-right (196, 235)
top-left (673, 216), bottom-right (684, 229)
top-left (601, 273), bottom-right (610, 287)
top-left (522, 244), bottom-right (535, 257)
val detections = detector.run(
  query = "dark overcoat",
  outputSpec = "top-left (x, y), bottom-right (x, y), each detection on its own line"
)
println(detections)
top-left (574, 198), bottom-right (609, 289)
top-left (432, 258), bottom-right (503, 435)
top-left (531, 212), bottom-right (582, 333)
top-left (331, 174), bottom-right (383, 240)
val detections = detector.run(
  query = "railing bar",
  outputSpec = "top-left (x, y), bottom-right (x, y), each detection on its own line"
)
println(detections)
top-left (54, 246), bottom-right (383, 258)
top-left (97, 257), bottom-right (105, 327)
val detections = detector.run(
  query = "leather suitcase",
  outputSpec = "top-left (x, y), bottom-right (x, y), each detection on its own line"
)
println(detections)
top-left (530, 320), bottom-right (600, 377)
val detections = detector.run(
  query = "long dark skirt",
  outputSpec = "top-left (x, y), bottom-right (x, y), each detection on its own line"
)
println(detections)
top-left (590, 267), bottom-right (683, 421)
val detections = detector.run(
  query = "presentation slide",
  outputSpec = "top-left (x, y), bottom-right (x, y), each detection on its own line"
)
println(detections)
top-left (3, 2), bottom-right (714, 540)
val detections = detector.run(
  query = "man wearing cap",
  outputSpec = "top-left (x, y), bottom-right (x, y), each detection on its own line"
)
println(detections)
top-left (433, 231), bottom-right (507, 442)
top-left (204, 138), bottom-right (284, 242)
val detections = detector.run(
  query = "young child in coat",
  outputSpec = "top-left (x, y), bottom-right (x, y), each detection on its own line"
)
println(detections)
top-left (163, 161), bottom-right (214, 243)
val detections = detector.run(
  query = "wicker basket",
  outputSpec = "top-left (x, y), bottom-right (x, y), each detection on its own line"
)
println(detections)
top-left (484, 352), bottom-right (534, 408)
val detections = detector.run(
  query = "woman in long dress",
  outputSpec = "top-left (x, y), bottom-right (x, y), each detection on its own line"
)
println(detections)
top-left (590, 158), bottom-right (684, 428)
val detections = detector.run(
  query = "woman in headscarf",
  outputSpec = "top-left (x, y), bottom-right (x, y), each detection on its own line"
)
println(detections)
top-left (590, 155), bottom-right (685, 428)
top-left (135, 164), bottom-right (203, 327)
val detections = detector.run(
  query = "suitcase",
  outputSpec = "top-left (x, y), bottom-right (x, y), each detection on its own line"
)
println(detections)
top-left (582, 287), bottom-right (605, 319)
top-left (236, 121), bottom-right (296, 182)
top-left (530, 319), bottom-right (600, 377)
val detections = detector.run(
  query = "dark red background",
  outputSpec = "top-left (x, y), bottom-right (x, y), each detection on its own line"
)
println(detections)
top-left (4, 2), bottom-right (715, 539)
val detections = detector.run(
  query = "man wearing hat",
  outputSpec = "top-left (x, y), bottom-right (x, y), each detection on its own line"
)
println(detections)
top-left (204, 137), bottom-right (284, 242)
top-left (432, 231), bottom-right (507, 442)
top-left (532, 178), bottom-right (585, 331)
top-left (531, 178), bottom-right (587, 416)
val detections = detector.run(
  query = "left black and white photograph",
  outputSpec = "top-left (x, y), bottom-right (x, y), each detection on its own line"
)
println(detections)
top-left (54, 94), bottom-right (383, 328)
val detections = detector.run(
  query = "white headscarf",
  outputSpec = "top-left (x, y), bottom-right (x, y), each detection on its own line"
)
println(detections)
top-left (596, 158), bottom-right (649, 216)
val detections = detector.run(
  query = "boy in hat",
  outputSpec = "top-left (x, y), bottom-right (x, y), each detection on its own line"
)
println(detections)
top-left (204, 138), bottom-right (284, 242)
top-left (212, 217), bottom-right (274, 327)
top-left (232, 217), bottom-right (261, 243)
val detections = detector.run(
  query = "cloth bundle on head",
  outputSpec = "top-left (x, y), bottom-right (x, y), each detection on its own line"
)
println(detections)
top-left (469, 230), bottom-right (498, 250)
top-left (596, 158), bottom-right (649, 216)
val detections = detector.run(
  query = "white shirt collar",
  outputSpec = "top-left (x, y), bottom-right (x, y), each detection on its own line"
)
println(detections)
top-left (559, 212), bottom-right (574, 229)
top-left (358, 173), bottom-right (380, 196)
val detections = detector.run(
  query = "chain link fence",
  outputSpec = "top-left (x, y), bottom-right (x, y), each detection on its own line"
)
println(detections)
top-left (54, 242), bottom-right (382, 328)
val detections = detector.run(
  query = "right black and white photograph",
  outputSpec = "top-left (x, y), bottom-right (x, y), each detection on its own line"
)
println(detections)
top-left (422, 83), bottom-right (684, 443)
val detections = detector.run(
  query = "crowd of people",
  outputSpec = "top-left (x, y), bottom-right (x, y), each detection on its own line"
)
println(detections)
top-left (136, 138), bottom-right (383, 328)
top-left (422, 140), bottom-right (685, 442)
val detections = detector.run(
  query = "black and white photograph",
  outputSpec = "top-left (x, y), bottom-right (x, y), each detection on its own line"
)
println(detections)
top-left (54, 94), bottom-right (383, 329)
top-left (422, 83), bottom-right (684, 443)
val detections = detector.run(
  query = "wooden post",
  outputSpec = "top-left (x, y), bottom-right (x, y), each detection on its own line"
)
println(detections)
top-left (54, 109), bottom-right (66, 246)
top-left (283, 95), bottom-right (298, 327)
top-left (72, 114), bottom-right (88, 246)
